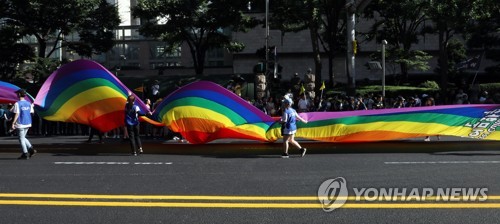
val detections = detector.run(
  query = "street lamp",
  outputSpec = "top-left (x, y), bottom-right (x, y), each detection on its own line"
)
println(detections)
top-left (247, 0), bottom-right (269, 72)
top-left (382, 40), bottom-right (387, 97)
top-left (264, 0), bottom-right (269, 75)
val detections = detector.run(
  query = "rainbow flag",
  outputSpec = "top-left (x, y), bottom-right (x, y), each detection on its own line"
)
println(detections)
top-left (154, 81), bottom-right (500, 144)
top-left (266, 105), bottom-right (500, 142)
top-left (28, 59), bottom-right (500, 144)
top-left (0, 81), bottom-right (34, 103)
top-left (153, 81), bottom-right (276, 144)
top-left (34, 59), bottom-right (149, 132)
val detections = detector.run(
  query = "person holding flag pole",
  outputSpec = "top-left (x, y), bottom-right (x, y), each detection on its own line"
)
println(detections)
top-left (319, 81), bottom-right (326, 99)
top-left (298, 84), bottom-right (309, 112)
top-left (317, 81), bottom-right (328, 111)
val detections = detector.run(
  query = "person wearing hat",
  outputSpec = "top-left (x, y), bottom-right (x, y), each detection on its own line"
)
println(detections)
top-left (10, 89), bottom-right (36, 160)
top-left (280, 95), bottom-right (308, 158)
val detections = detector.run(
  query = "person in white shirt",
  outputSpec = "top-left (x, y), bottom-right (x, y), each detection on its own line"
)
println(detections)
top-left (297, 95), bottom-right (309, 112)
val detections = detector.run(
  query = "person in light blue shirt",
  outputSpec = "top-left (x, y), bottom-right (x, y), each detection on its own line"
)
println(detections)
top-left (10, 89), bottom-right (36, 160)
top-left (280, 94), bottom-right (308, 158)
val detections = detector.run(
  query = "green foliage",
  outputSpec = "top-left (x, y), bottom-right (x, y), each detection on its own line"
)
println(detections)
top-left (0, 26), bottom-right (35, 81)
top-left (2, 0), bottom-right (120, 58)
top-left (330, 85), bottom-right (439, 98)
top-left (71, 0), bottom-right (121, 57)
top-left (227, 42), bottom-right (245, 53)
top-left (479, 83), bottom-right (500, 93)
top-left (20, 57), bottom-right (61, 84)
top-left (419, 80), bottom-right (440, 89)
top-left (132, 0), bottom-right (258, 76)
top-left (394, 50), bottom-right (432, 72)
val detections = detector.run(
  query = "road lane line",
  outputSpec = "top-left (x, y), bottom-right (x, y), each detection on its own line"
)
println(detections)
top-left (53, 162), bottom-right (173, 165)
top-left (0, 200), bottom-right (499, 209)
top-left (0, 193), bottom-right (499, 201)
top-left (385, 161), bottom-right (500, 165)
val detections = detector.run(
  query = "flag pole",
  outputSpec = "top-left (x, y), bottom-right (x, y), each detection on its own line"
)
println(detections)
top-left (471, 51), bottom-right (485, 86)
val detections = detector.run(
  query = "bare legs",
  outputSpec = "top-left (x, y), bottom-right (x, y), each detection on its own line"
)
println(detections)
top-left (282, 134), bottom-right (302, 154)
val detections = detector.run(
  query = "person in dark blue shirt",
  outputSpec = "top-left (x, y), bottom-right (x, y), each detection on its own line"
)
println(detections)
top-left (125, 94), bottom-right (150, 156)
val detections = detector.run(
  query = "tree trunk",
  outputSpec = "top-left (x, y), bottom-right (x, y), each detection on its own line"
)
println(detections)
top-left (38, 39), bottom-right (47, 58)
top-left (190, 44), bottom-right (206, 77)
top-left (438, 30), bottom-right (449, 105)
top-left (310, 24), bottom-right (322, 96)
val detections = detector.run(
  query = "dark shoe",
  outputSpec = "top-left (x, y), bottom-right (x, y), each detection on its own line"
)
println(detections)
top-left (28, 147), bottom-right (37, 157)
top-left (17, 153), bottom-right (29, 160)
top-left (281, 153), bottom-right (289, 158)
top-left (300, 148), bottom-right (307, 157)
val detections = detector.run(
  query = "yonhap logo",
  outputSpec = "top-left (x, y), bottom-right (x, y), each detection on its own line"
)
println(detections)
top-left (317, 177), bottom-right (348, 212)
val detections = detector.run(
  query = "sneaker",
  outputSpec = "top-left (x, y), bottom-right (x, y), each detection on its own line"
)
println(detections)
top-left (281, 153), bottom-right (289, 158)
top-left (132, 152), bottom-right (137, 156)
top-left (300, 148), bottom-right (307, 157)
top-left (139, 148), bottom-right (143, 154)
top-left (17, 153), bottom-right (29, 160)
top-left (28, 147), bottom-right (37, 157)
top-left (424, 137), bottom-right (430, 142)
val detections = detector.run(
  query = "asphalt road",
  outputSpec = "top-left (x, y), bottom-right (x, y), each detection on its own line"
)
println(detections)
top-left (0, 136), bottom-right (499, 224)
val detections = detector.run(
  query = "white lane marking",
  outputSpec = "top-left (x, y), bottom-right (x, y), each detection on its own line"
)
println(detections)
top-left (385, 161), bottom-right (500, 165)
top-left (54, 162), bottom-right (173, 165)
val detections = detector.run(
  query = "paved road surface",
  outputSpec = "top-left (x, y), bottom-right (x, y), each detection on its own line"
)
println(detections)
top-left (0, 135), bottom-right (499, 223)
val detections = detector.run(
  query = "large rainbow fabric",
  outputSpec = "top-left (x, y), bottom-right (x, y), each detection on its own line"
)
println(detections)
top-left (28, 59), bottom-right (500, 144)
top-left (265, 105), bottom-right (500, 142)
top-left (155, 81), bottom-right (500, 144)
top-left (153, 81), bottom-right (276, 144)
top-left (0, 81), bottom-right (34, 103)
top-left (34, 59), bottom-right (149, 132)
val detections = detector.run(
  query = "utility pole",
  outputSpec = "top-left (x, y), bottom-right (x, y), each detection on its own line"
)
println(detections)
top-left (346, 0), bottom-right (356, 94)
top-left (345, 0), bottom-right (372, 95)
top-left (382, 40), bottom-right (387, 97)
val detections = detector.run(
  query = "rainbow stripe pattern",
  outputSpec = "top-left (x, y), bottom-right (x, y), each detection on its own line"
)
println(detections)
top-left (153, 81), bottom-right (276, 144)
top-left (265, 105), bottom-right (500, 142)
top-left (34, 59), bottom-right (149, 132)
top-left (28, 59), bottom-right (500, 144)
top-left (0, 81), bottom-right (34, 103)
top-left (155, 82), bottom-right (500, 143)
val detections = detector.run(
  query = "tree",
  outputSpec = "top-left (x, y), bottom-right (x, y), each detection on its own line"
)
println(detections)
top-left (318, 0), bottom-right (348, 88)
top-left (132, 0), bottom-right (258, 76)
top-left (363, 0), bottom-right (430, 84)
top-left (466, 0), bottom-right (500, 76)
top-left (271, 0), bottom-right (324, 88)
top-left (424, 0), bottom-right (492, 103)
top-left (2, 0), bottom-right (120, 59)
top-left (434, 39), bottom-right (467, 85)
top-left (0, 27), bottom-right (35, 81)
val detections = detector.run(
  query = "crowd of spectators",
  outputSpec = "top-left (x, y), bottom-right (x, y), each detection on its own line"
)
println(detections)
top-left (245, 83), bottom-right (499, 117)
